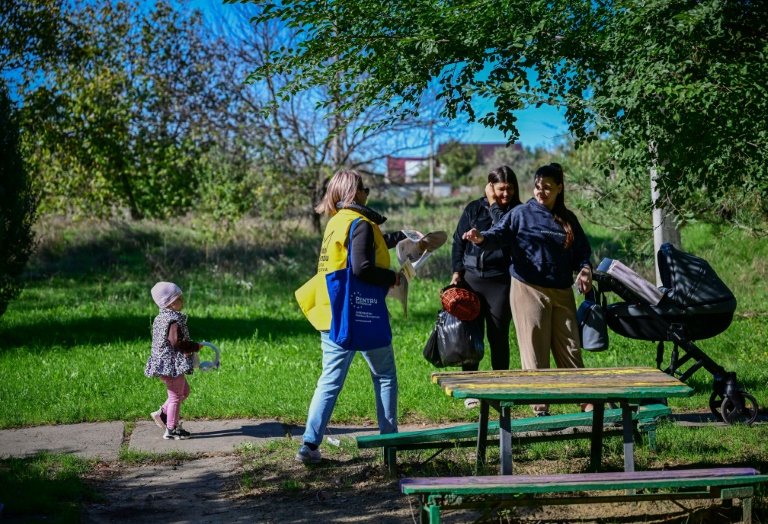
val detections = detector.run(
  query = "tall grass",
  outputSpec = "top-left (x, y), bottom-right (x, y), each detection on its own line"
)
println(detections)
top-left (1, 203), bottom-right (767, 432)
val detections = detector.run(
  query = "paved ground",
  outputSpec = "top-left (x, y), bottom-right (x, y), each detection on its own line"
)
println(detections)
top-left (0, 412), bottom-right (739, 461)
top-left (1, 413), bottom-right (761, 524)
top-left (0, 418), bottom-right (438, 460)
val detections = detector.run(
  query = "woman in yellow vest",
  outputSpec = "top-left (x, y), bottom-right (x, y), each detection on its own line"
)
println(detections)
top-left (294, 169), bottom-right (406, 464)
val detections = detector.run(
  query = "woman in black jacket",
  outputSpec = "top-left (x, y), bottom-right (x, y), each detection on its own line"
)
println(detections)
top-left (450, 166), bottom-right (522, 406)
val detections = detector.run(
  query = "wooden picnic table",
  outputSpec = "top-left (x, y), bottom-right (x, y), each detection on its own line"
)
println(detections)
top-left (432, 367), bottom-right (693, 475)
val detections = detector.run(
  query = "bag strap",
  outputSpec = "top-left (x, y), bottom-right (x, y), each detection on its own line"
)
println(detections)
top-left (584, 285), bottom-right (608, 308)
top-left (346, 217), bottom-right (374, 269)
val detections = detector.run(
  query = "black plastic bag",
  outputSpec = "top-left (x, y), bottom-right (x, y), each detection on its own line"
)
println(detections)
top-left (434, 309), bottom-right (484, 367)
top-left (422, 319), bottom-right (441, 367)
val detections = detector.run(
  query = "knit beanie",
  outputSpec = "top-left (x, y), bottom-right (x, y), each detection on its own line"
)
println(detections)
top-left (151, 282), bottom-right (183, 309)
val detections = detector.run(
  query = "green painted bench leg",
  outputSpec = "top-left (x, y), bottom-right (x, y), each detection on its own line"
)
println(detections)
top-left (589, 402), bottom-right (605, 472)
top-left (428, 503), bottom-right (441, 524)
top-left (644, 423), bottom-right (657, 452)
top-left (384, 446), bottom-right (397, 476)
top-left (418, 495), bottom-right (430, 524)
top-left (719, 486), bottom-right (754, 524)
top-left (421, 495), bottom-right (440, 524)
top-left (743, 495), bottom-right (752, 524)
top-left (476, 400), bottom-right (489, 474)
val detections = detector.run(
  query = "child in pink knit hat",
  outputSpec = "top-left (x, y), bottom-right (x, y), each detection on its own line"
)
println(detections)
top-left (145, 282), bottom-right (203, 440)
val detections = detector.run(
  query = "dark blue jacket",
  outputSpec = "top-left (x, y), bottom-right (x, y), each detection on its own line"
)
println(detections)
top-left (479, 198), bottom-right (592, 289)
top-left (452, 197), bottom-right (513, 279)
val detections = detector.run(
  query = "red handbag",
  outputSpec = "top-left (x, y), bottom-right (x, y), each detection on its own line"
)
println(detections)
top-left (440, 284), bottom-right (481, 321)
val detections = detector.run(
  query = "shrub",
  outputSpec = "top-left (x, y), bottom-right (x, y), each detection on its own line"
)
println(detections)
top-left (0, 84), bottom-right (37, 317)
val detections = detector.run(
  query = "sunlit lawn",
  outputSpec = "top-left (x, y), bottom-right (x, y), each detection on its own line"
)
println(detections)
top-left (1, 207), bottom-right (768, 497)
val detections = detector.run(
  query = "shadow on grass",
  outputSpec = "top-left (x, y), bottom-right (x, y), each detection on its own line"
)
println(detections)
top-left (27, 222), bottom-right (320, 282)
top-left (0, 315), bottom-right (315, 351)
top-left (0, 452), bottom-right (98, 523)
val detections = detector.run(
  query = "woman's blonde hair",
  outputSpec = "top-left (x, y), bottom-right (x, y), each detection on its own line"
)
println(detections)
top-left (315, 169), bottom-right (362, 216)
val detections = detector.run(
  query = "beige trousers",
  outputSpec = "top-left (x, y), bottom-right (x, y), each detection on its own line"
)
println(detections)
top-left (511, 278), bottom-right (585, 414)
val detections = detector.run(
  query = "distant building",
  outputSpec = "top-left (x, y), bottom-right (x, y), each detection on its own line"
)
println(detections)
top-left (386, 142), bottom-right (522, 184)
top-left (385, 157), bottom-right (431, 184)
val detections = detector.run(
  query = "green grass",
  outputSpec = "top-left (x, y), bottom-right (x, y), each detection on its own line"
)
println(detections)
top-left (2, 208), bottom-right (768, 520)
top-left (2, 209), bottom-right (768, 441)
top-left (0, 452), bottom-right (99, 522)
top-left (2, 212), bottom-right (767, 430)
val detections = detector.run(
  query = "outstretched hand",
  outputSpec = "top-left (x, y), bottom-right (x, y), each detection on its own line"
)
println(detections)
top-left (462, 228), bottom-right (484, 244)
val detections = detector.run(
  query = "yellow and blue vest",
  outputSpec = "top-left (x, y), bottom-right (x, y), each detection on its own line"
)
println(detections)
top-left (295, 209), bottom-right (390, 331)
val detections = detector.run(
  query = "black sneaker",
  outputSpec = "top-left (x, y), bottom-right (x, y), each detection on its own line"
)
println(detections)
top-left (536, 412), bottom-right (551, 417)
top-left (163, 427), bottom-right (191, 440)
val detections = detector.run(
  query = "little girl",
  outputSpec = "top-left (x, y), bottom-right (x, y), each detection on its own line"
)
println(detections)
top-left (145, 282), bottom-right (202, 440)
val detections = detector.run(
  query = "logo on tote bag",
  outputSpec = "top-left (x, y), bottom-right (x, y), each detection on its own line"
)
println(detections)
top-left (353, 292), bottom-right (378, 308)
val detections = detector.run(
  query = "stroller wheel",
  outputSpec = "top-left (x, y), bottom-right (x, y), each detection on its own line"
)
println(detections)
top-left (708, 391), bottom-right (724, 420)
top-left (720, 393), bottom-right (759, 425)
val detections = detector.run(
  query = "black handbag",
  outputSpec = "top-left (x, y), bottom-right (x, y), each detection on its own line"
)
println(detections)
top-left (577, 289), bottom-right (610, 351)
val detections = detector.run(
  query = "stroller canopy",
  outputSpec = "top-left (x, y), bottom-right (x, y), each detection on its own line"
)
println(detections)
top-left (598, 243), bottom-right (736, 341)
top-left (657, 243), bottom-right (736, 312)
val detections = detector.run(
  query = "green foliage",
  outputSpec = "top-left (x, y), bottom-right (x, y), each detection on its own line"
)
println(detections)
top-left (22, 0), bottom-right (240, 220)
top-left (575, 1), bottom-right (768, 233)
top-left (0, 84), bottom-right (37, 318)
top-left (434, 139), bottom-right (480, 186)
top-left (0, 0), bottom-right (76, 87)
top-left (561, 138), bottom-right (656, 260)
top-left (10, 1), bottom-right (441, 232)
top-left (238, 0), bottom-right (768, 232)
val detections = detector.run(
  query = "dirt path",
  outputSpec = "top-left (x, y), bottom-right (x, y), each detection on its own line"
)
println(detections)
top-left (82, 455), bottom-right (418, 524)
top-left (79, 452), bottom-right (743, 524)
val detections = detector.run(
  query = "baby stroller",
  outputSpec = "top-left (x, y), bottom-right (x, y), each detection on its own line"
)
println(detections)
top-left (592, 242), bottom-right (758, 425)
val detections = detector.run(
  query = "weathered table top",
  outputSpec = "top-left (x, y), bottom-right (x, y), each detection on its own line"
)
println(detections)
top-left (431, 367), bottom-right (693, 403)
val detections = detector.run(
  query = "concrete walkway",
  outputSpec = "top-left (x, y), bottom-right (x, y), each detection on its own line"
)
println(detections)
top-left (0, 412), bottom-right (744, 462)
top-left (0, 419), bottom-right (435, 461)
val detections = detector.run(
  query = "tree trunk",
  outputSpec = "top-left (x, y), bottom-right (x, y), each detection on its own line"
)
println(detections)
top-left (650, 164), bottom-right (681, 286)
top-left (309, 210), bottom-right (321, 235)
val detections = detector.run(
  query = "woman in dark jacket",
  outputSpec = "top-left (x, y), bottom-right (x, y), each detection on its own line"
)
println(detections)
top-left (451, 166), bottom-right (522, 406)
top-left (463, 163), bottom-right (593, 416)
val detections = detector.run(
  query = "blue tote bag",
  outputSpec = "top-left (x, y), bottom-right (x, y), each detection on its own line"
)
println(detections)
top-left (326, 218), bottom-right (392, 351)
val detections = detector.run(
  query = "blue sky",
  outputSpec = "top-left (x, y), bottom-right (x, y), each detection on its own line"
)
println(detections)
top-left (198, 1), bottom-right (570, 155)
top-left (443, 104), bottom-right (568, 153)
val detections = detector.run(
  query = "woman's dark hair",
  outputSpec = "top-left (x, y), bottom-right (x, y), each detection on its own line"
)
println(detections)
top-left (534, 162), bottom-right (574, 249)
top-left (488, 165), bottom-right (522, 208)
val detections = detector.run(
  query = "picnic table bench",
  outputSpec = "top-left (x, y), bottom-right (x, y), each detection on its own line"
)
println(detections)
top-left (357, 404), bottom-right (671, 475)
top-left (400, 467), bottom-right (768, 524)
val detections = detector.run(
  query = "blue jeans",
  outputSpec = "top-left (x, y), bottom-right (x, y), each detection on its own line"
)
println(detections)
top-left (302, 331), bottom-right (398, 446)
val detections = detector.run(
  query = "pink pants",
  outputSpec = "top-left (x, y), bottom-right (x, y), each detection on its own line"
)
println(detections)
top-left (160, 375), bottom-right (190, 429)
